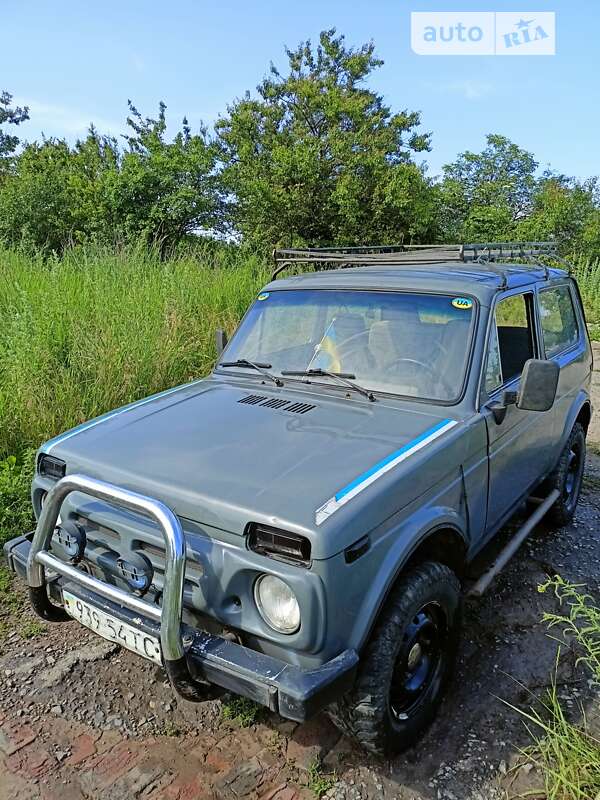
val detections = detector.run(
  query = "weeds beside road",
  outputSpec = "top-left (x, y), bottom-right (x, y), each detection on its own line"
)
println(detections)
top-left (0, 244), bottom-right (268, 457)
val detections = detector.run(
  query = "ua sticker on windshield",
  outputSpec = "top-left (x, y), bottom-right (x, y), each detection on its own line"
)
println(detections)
top-left (257, 292), bottom-right (270, 301)
top-left (315, 419), bottom-right (458, 526)
top-left (452, 297), bottom-right (473, 310)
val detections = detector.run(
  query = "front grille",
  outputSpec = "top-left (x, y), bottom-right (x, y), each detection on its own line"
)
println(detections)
top-left (72, 516), bottom-right (204, 591)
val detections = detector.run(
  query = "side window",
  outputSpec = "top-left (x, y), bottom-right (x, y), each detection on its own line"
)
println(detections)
top-left (484, 324), bottom-right (503, 394)
top-left (484, 293), bottom-right (535, 394)
top-left (538, 285), bottom-right (579, 357)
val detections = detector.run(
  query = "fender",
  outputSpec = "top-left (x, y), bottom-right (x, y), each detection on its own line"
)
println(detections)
top-left (558, 390), bottom-right (591, 452)
top-left (347, 504), bottom-right (468, 652)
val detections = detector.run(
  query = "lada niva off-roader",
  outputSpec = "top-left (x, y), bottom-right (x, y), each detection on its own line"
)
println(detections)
top-left (4, 242), bottom-right (593, 756)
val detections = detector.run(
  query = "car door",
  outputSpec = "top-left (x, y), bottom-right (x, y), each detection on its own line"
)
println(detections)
top-left (481, 289), bottom-right (557, 533)
top-left (537, 281), bottom-right (591, 442)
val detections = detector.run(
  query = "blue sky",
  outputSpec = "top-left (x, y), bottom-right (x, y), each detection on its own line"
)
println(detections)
top-left (2, 0), bottom-right (597, 179)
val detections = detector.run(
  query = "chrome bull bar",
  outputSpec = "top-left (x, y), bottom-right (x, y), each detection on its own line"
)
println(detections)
top-left (26, 473), bottom-right (205, 700)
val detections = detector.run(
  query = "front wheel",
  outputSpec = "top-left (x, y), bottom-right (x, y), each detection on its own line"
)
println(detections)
top-left (546, 422), bottom-right (586, 527)
top-left (328, 561), bottom-right (460, 757)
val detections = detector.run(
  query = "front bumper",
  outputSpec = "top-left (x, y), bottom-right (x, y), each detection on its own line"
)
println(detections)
top-left (4, 476), bottom-right (358, 722)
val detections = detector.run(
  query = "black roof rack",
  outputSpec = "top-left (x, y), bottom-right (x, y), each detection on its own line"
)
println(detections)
top-left (271, 241), bottom-right (562, 286)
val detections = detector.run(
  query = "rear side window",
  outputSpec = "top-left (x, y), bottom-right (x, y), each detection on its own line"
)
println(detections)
top-left (538, 285), bottom-right (579, 357)
top-left (484, 293), bottom-right (535, 393)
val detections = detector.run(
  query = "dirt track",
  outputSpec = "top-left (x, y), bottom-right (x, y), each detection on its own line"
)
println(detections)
top-left (1, 345), bottom-right (599, 800)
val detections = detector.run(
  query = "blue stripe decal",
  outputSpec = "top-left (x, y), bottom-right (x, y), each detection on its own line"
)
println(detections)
top-left (334, 419), bottom-right (454, 502)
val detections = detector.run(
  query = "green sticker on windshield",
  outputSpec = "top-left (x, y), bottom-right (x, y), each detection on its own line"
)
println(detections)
top-left (257, 292), bottom-right (270, 301)
top-left (452, 297), bottom-right (473, 310)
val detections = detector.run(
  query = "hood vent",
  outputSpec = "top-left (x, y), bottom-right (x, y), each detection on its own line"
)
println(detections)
top-left (285, 401), bottom-right (316, 414)
top-left (261, 397), bottom-right (291, 410)
top-left (238, 394), bottom-right (268, 405)
top-left (238, 395), bottom-right (316, 415)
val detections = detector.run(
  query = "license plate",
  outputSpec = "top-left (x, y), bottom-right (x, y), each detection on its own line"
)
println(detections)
top-left (62, 590), bottom-right (162, 665)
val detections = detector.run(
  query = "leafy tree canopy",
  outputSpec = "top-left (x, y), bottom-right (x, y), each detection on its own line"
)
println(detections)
top-left (517, 176), bottom-right (600, 254)
top-left (0, 91), bottom-right (29, 166)
top-left (216, 29), bottom-right (436, 248)
top-left (108, 101), bottom-right (221, 252)
top-left (0, 103), bottom-right (220, 254)
top-left (439, 134), bottom-right (539, 241)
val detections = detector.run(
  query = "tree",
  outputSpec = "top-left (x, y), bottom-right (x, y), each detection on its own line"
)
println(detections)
top-left (0, 133), bottom-right (119, 252)
top-left (0, 103), bottom-right (222, 254)
top-left (439, 134), bottom-right (538, 241)
top-left (106, 102), bottom-right (221, 252)
top-left (0, 91), bottom-right (29, 170)
top-left (216, 29), bottom-right (436, 248)
top-left (517, 176), bottom-right (600, 255)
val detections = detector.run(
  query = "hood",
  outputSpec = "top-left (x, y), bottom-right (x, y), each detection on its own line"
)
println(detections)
top-left (43, 378), bottom-right (463, 558)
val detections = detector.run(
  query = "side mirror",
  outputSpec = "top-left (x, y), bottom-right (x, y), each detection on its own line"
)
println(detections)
top-left (215, 329), bottom-right (228, 357)
top-left (517, 358), bottom-right (559, 412)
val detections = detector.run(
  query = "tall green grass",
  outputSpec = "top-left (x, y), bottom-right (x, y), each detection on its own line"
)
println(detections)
top-left (0, 247), bottom-right (598, 460)
top-left (571, 254), bottom-right (600, 339)
top-left (0, 244), bottom-right (269, 457)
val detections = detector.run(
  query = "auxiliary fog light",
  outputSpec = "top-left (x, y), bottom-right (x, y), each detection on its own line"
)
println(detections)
top-left (52, 520), bottom-right (86, 563)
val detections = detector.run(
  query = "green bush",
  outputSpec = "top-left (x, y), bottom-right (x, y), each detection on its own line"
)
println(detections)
top-left (0, 451), bottom-right (34, 547)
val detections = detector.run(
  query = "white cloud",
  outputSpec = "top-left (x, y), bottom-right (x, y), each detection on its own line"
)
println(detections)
top-left (131, 53), bottom-right (145, 74)
top-left (443, 80), bottom-right (493, 100)
top-left (15, 98), bottom-right (122, 138)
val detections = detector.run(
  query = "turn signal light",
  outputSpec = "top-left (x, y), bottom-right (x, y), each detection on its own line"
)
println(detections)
top-left (247, 523), bottom-right (311, 566)
top-left (38, 455), bottom-right (66, 480)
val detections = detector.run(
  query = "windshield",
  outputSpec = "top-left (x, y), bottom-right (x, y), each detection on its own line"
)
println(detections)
top-left (219, 289), bottom-right (475, 402)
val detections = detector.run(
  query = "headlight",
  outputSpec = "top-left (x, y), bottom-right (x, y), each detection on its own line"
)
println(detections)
top-left (254, 574), bottom-right (300, 634)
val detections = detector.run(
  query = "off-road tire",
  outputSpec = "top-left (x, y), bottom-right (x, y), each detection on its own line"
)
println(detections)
top-left (546, 422), bottom-right (586, 527)
top-left (328, 561), bottom-right (461, 757)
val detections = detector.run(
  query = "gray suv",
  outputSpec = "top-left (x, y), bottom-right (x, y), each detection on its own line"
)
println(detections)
top-left (4, 242), bottom-right (593, 756)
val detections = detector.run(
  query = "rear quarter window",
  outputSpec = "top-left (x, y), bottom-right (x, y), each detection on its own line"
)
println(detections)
top-left (538, 285), bottom-right (580, 357)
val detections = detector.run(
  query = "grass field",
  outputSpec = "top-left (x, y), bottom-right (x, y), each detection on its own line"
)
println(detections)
top-left (0, 246), bottom-right (598, 461)
top-left (0, 244), bottom-right (269, 458)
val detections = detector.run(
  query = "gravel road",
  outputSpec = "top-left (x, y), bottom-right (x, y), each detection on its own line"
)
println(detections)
top-left (1, 345), bottom-right (599, 800)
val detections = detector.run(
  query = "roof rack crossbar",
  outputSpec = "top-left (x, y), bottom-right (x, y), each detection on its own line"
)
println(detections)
top-left (271, 241), bottom-right (559, 281)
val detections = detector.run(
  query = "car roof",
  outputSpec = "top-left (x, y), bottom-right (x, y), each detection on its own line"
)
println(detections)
top-left (262, 263), bottom-right (570, 306)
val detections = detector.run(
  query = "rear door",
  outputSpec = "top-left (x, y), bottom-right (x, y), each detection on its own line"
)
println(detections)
top-left (481, 289), bottom-right (556, 532)
top-left (536, 281), bottom-right (591, 442)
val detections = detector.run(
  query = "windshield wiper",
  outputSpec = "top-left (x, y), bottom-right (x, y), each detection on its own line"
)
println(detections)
top-left (281, 368), bottom-right (376, 402)
top-left (220, 359), bottom-right (284, 387)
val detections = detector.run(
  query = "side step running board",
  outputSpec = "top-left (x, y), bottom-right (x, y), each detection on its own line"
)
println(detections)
top-left (468, 489), bottom-right (560, 597)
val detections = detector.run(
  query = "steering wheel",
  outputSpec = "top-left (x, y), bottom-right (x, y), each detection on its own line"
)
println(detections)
top-left (336, 329), bottom-right (373, 360)
top-left (387, 357), bottom-right (454, 397)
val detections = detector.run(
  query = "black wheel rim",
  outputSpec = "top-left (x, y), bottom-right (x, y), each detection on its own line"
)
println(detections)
top-left (389, 602), bottom-right (446, 721)
top-left (564, 439), bottom-right (583, 511)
